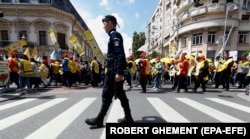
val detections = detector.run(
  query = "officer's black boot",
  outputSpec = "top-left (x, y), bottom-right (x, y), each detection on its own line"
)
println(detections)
top-left (85, 113), bottom-right (105, 127)
top-left (117, 111), bottom-right (134, 124)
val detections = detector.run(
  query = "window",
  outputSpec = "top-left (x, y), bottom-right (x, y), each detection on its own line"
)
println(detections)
top-left (1, 0), bottom-right (11, 3)
top-left (39, 31), bottom-right (47, 45)
top-left (243, 0), bottom-right (250, 9)
top-left (208, 32), bottom-right (216, 44)
top-left (238, 32), bottom-right (248, 44)
top-left (212, 0), bottom-right (218, 3)
top-left (39, 0), bottom-right (51, 4)
top-left (192, 33), bottom-right (202, 45)
top-left (0, 30), bottom-right (9, 47)
top-left (19, 31), bottom-right (27, 40)
top-left (226, 0), bottom-right (233, 3)
top-left (19, 0), bottom-right (30, 3)
top-left (57, 33), bottom-right (66, 49)
top-left (184, 36), bottom-right (188, 47)
top-left (242, 15), bottom-right (250, 20)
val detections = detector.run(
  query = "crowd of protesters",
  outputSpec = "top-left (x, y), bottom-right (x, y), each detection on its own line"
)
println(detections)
top-left (0, 52), bottom-right (105, 93)
top-left (1, 50), bottom-right (249, 95)
top-left (124, 51), bottom-right (250, 94)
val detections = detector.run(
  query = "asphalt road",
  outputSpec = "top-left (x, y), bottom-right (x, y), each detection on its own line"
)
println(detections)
top-left (0, 82), bottom-right (249, 139)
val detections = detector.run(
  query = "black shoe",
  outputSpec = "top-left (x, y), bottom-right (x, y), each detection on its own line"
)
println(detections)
top-left (85, 118), bottom-right (103, 127)
top-left (117, 117), bottom-right (134, 124)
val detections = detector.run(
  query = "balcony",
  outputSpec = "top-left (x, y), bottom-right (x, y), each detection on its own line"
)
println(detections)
top-left (175, 0), bottom-right (193, 17)
top-left (177, 3), bottom-right (239, 22)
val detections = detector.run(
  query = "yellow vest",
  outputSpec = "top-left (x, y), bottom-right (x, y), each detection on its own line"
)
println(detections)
top-left (144, 59), bottom-right (150, 75)
top-left (51, 63), bottom-right (60, 74)
top-left (128, 60), bottom-right (136, 74)
top-left (39, 63), bottom-right (49, 77)
top-left (91, 60), bottom-right (99, 74)
top-left (21, 59), bottom-right (33, 75)
top-left (68, 60), bottom-right (77, 73)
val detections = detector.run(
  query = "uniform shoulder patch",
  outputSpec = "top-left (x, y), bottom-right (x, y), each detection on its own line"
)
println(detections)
top-left (114, 38), bottom-right (120, 47)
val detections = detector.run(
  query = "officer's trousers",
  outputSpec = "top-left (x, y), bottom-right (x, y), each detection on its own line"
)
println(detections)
top-left (98, 68), bottom-right (131, 117)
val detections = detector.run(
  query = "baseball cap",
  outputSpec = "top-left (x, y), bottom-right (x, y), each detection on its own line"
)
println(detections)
top-left (102, 15), bottom-right (119, 27)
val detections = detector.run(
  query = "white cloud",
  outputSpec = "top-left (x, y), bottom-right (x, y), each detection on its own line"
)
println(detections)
top-left (134, 13), bottom-right (140, 19)
top-left (99, 0), bottom-right (109, 6)
top-left (86, 14), bottom-right (132, 57)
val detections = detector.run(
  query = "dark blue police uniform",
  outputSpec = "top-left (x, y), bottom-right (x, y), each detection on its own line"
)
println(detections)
top-left (85, 15), bottom-right (134, 127)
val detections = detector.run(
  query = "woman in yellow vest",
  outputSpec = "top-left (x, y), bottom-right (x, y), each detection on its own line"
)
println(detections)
top-left (18, 54), bottom-right (32, 90)
top-left (39, 59), bottom-right (49, 87)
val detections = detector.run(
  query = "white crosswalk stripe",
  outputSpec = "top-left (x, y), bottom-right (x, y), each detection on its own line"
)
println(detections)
top-left (100, 99), bottom-right (124, 139)
top-left (0, 98), bottom-right (37, 111)
top-left (25, 98), bottom-right (96, 139)
top-left (206, 98), bottom-right (250, 113)
top-left (176, 98), bottom-right (244, 123)
top-left (0, 96), bottom-right (249, 139)
top-left (147, 97), bottom-right (190, 122)
top-left (0, 98), bottom-right (67, 131)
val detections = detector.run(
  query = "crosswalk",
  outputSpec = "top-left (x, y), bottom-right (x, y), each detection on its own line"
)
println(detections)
top-left (0, 97), bottom-right (249, 139)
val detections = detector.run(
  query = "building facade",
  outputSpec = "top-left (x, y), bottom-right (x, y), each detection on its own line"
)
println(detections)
top-left (145, 0), bottom-right (250, 61)
top-left (0, 0), bottom-right (103, 62)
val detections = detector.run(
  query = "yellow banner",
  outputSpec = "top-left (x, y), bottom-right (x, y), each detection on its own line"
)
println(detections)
top-left (3, 39), bottom-right (28, 55)
top-left (31, 46), bottom-right (38, 59)
top-left (171, 42), bottom-right (177, 53)
top-left (69, 34), bottom-right (85, 57)
top-left (23, 47), bottom-right (30, 59)
top-left (49, 28), bottom-right (59, 49)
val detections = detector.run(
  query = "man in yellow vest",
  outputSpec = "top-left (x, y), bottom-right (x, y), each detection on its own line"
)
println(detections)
top-left (194, 54), bottom-right (209, 92)
top-left (127, 55), bottom-right (136, 89)
top-left (90, 56), bottom-right (99, 87)
top-left (219, 51), bottom-right (234, 91)
top-left (18, 54), bottom-right (33, 90)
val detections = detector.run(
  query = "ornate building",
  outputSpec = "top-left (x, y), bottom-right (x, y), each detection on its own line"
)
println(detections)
top-left (0, 0), bottom-right (103, 62)
top-left (145, 0), bottom-right (250, 61)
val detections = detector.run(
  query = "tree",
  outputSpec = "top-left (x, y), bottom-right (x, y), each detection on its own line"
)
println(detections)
top-left (131, 32), bottom-right (146, 59)
top-left (151, 51), bottom-right (161, 59)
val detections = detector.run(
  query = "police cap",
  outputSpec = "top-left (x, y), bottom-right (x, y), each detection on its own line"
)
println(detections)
top-left (102, 15), bottom-right (118, 25)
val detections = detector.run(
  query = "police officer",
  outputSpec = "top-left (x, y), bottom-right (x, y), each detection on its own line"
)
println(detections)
top-left (85, 15), bottom-right (134, 128)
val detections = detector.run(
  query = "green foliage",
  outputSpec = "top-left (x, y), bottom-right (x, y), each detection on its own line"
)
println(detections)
top-left (151, 51), bottom-right (161, 58)
top-left (131, 31), bottom-right (146, 59)
top-left (243, 50), bottom-right (250, 56)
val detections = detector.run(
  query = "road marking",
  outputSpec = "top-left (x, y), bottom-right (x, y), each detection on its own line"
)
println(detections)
top-left (100, 99), bottom-right (124, 139)
top-left (206, 98), bottom-right (250, 113)
top-left (177, 98), bottom-right (244, 122)
top-left (0, 98), bottom-right (67, 131)
top-left (0, 98), bottom-right (37, 111)
top-left (147, 97), bottom-right (190, 122)
top-left (25, 98), bottom-right (96, 139)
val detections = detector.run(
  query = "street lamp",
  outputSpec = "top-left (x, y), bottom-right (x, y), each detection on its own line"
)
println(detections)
top-left (223, 3), bottom-right (238, 46)
top-left (216, 3), bottom-right (238, 57)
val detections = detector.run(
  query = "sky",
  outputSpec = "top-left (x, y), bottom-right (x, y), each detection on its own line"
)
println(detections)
top-left (70, 0), bottom-right (159, 57)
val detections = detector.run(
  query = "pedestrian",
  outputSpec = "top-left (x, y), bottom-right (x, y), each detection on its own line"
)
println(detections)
top-left (85, 15), bottom-right (134, 128)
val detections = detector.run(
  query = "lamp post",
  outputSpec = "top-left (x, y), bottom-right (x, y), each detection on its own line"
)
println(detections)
top-left (217, 3), bottom-right (238, 58)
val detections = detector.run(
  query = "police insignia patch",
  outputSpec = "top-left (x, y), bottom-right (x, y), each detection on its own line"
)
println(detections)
top-left (114, 40), bottom-right (119, 46)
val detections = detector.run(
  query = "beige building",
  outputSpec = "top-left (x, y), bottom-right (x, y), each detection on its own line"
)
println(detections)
top-left (145, 0), bottom-right (250, 61)
top-left (0, 0), bottom-right (103, 63)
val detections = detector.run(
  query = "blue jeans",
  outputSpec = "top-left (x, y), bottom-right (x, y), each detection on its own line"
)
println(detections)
top-left (154, 73), bottom-right (161, 88)
top-left (19, 76), bottom-right (31, 89)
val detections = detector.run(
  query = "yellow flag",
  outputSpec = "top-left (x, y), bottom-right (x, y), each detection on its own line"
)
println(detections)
top-left (69, 34), bottom-right (85, 56)
top-left (49, 28), bottom-right (59, 49)
top-left (3, 39), bottom-right (28, 56)
top-left (171, 42), bottom-right (177, 53)
top-left (23, 47), bottom-right (30, 59)
top-left (31, 46), bottom-right (38, 59)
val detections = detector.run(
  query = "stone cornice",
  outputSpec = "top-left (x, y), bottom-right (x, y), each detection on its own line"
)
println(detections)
top-left (0, 6), bottom-right (75, 23)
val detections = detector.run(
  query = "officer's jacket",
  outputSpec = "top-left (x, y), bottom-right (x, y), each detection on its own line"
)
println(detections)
top-left (106, 29), bottom-right (126, 75)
